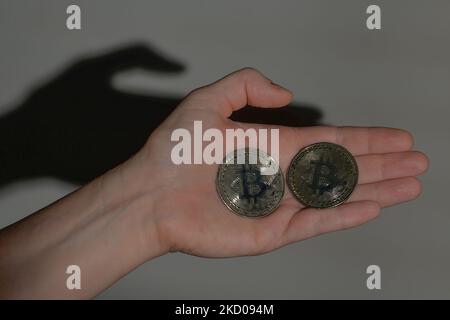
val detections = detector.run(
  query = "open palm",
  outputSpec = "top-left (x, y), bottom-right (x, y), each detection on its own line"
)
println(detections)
top-left (136, 68), bottom-right (428, 258)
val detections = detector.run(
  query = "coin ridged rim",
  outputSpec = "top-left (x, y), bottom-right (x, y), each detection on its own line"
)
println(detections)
top-left (287, 142), bottom-right (358, 208)
top-left (216, 148), bottom-right (285, 218)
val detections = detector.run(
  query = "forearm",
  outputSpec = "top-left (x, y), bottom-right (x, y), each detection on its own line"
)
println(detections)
top-left (0, 159), bottom-right (166, 299)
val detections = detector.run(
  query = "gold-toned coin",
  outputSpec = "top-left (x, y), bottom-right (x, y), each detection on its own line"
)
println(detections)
top-left (287, 142), bottom-right (358, 208)
top-left (216, 148), bottom-right (284, 218)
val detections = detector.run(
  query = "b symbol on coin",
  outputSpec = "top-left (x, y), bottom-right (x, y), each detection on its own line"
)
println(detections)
top-left (287, 142), bottom-right (358, 208)
top-left (216, 149), bottom-right (284, 218)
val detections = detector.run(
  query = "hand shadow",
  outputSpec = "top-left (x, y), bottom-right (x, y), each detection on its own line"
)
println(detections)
top-left (0, 43), bottom-right (323, 188)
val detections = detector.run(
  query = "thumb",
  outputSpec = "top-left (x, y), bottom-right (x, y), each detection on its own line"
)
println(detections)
top-left (181, 68), bottom-right (293, 118)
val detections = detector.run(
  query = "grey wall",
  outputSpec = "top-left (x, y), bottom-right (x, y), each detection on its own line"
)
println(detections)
top-left (0, 0), bottom-right (449, 299)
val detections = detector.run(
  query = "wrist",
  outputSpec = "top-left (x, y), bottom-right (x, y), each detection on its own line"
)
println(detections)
top-left (95, 154), bottom-right (172, 263)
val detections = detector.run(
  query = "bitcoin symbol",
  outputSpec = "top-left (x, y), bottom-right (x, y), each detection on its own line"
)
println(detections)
top-left (240, 164), bottom-right (267, 203)
top-left (217, 148), bottom-right (285, 217)
top-left (307, 155), bottom-right (340, 195)
top-left (287, 142), bottom-right (358, 208)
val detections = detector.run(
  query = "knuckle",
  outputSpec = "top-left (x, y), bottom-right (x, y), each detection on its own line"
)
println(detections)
top-left (236, 67), bottom-right (262, 79)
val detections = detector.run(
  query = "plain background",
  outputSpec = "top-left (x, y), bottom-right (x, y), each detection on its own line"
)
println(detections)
top-left (0, 0), bottom-right (449, 299)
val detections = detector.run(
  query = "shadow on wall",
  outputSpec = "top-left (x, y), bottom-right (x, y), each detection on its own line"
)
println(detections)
top-left (0, 43), bottom-right (323, 188)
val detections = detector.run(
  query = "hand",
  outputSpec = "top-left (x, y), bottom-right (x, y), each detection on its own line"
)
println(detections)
top-left (0, 68), bottom-right (429, 298)
top-left (126, 68), bottom-right (429, 258)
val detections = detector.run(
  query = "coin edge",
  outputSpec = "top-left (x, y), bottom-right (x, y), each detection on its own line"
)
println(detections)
top-left (216, 148), bottom-right (285, 218)
top-left (287, 142), bottom-right (359, 209)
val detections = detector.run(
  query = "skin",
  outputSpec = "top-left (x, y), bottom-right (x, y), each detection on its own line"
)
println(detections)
top-left (0, 68), bottom-right (429, 299)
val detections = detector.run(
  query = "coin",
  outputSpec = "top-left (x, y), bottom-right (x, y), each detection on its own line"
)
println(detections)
top-left (287, 142), bottom-right (358, 208)
top-left (216, 148), bottom-right (285, 218)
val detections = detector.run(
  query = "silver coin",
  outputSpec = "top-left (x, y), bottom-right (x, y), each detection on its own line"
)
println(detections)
top-left (216, 148), bottom-right (285, 218)
top-left (287, 142), bottom-right (358, 208)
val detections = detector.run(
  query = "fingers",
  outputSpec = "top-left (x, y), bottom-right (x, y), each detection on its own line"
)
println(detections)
top-left (284, 201), bottom-right (380, 243)
top-left (182, 68), bottom-right (293, 117)
top-left (356, 151), bottom-right (429, 184)
top-left (286, 126), bottom-right (414, 156)
top-left (349, 177), bottom-right (422, 208)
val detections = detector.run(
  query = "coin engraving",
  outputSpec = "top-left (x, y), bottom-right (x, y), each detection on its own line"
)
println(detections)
top-left (216, 149), bottom-right (284, 218)
top-left (287, 142), bottom-right (358, 208)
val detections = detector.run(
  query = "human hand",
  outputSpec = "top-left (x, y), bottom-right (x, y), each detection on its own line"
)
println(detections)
top-left (118, 68), bottom-right (429, 259)
top-left (0, 68), bottom-right (429, 298)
